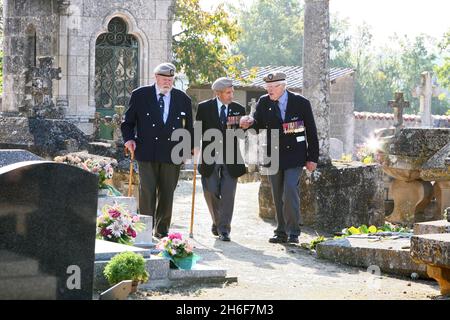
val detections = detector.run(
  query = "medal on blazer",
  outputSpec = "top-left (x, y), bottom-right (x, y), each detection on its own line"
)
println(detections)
top-left (282, 120), bottom-right (305, 134)
top-left (226, 115), bottom-right (242, 129)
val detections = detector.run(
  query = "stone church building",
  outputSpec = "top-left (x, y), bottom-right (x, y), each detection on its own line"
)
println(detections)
top-left (1, 0), bottom-right (175, 134)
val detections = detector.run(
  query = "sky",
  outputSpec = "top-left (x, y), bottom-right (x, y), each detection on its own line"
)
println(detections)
top-left (199, 0), bottom-right (450, 45)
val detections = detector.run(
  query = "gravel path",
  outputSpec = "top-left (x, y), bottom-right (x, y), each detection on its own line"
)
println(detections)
top-left (136, 180), bottom-right (443, 300)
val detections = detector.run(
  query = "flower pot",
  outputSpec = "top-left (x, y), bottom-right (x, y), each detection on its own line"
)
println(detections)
top-left (130, 280), bottom-right (139, 293)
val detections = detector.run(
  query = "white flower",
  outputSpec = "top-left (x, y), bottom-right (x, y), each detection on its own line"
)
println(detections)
top-left (107, 222), bottom-right (123, 238)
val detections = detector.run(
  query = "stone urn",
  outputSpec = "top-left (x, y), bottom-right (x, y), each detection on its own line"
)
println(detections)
top-left (377, 128), bottom-right (450, 226)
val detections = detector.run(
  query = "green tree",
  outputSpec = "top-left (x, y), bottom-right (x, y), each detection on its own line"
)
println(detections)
top-left (172, 0), bottom-right (244, 85)
top-left (232, 0), bottom-right (304, 67)
top-left (434, 29), bottom-right (450, 114)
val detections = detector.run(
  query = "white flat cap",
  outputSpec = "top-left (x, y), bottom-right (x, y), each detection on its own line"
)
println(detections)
top-left (212, 77), bottom-right (234, 91)
top-left (154, 62), bottom-right (176, 77)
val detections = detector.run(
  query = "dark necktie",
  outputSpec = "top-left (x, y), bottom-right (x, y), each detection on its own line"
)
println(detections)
top-left (273, 100), bottom-right (282, 121)
top-left (220, 105), bottom-right (227, 128)
top-left (158, 93), bottom-right (165, 123)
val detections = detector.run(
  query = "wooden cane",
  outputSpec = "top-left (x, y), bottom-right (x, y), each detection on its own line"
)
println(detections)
top-left (125, 148), bottom-right (135, 197)
top-left (189, 156), bottom-right (198, 239)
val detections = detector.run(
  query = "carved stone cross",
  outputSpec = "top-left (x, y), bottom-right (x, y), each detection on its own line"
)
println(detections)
top-left (388, 92), bottom-right (410, 133)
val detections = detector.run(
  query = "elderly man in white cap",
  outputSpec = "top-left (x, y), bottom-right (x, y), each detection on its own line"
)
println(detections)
top-left (121, 62), bottom-right (194, 238)
top-left (194, 77), bottom-right (247, 241)
top-left (240, 71), bottom-right (319, 244)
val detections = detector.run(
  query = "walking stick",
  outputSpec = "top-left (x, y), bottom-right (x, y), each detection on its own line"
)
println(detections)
top-left (189, 155), bottom-right (198, 239)
top-left (125, 148), bottom-right (135, 197)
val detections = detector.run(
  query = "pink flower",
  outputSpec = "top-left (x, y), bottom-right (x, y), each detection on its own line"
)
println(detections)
top-left (127, 227), bottom-right (137, 238)
top-left (168, 232), bottom-right (182, 240)
top-left (108, 209), bottom-right (121, 219)
top-left (132, 215), bottom-right (140, 223)
top-left (100, 228), bottom-right (112, 237)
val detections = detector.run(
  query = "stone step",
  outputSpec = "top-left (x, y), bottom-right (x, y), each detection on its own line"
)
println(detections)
top-left (0, 275), bottom-right (58, 300)
top-left (414, 220), bottom-right (450, 235)
top-left (0, 250), bottom-right (40, 278)
top-left (317, 236), bottom-right (428, 278)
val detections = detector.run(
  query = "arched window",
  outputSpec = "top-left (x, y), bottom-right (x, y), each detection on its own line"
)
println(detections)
top-left (95, 17), bottom-right (139, 115)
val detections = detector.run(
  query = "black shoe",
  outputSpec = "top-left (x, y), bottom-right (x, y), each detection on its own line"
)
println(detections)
top-left (211, 225), bottom-right (219, 236)
top-left (269, 235), bottom-right (287, 243)
top-left (219, 233), bottom-right (231, 242)
top-left (288, 236), bottom-right (299, 244)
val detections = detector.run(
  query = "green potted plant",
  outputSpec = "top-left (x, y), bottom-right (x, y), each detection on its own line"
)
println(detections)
top-left (103, 251), bottom-right (149, 293)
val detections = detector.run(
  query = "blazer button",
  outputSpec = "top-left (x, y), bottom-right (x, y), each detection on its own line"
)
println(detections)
top-left (147, 113), bottom-right (150, 116)
top-left (287, 146), bottom-right (290, 149)
top-left (172, 127), bottom-right (175, 130)
top-left (153, 124), bottom-right (155, 127)
top-left (155, 137), bottom-right (158, 140)
top-left (167, 138), bottom-right (170, 141)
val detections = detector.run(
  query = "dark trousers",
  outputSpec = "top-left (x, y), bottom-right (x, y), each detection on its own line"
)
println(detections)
top-left (201, 165), bottom-right (238, 235)
top-left (268, 167), bottom-right (302, 237)
top-left (137, 161), bottom-right (180, 235)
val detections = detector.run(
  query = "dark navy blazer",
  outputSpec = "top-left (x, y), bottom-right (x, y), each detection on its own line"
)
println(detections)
top-left (252, 91), bottom-right (319, 170)
top-left (121, 85), bottom-right (194, 164)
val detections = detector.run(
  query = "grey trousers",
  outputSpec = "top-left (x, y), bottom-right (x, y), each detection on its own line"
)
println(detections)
top-left (201, 165), bottom-right (238, 235)
top-left (137, 161), bottom-right (180, 235)
top-left (268, 167), bottom-right (302, 237)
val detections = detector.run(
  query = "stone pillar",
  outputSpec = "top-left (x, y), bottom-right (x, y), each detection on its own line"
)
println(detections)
top-left (303, 0), bottom-right (331, 166)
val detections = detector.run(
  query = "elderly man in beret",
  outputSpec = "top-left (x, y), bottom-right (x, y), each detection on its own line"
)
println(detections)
top-left (240, 72), bottom-right (319, 244)
top-left (194, 77), bottom-right (247, 242)
top-left (121, 62), bottom-right (194, 238)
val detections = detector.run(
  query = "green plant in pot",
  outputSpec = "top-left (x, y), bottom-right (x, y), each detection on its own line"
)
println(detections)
top-left (103, 251), bottom-right (149, 293)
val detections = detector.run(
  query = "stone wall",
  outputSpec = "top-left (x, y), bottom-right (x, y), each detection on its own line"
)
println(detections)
top-left (354, 112), bottom-right (450, 147)
top-left (59, 0), bottom-right (175, 135)
top-left (2, 0), bottom-right (175, 135)
top-left (2, 0), bottom-right (60, 114)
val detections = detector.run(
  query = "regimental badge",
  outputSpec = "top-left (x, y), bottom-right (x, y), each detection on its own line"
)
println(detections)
top-left (268, 74), bottom-right (274, 80)
top-left (170, 69), bottom-right (175, 76)
top-left (282, 120), bottom-right (305, 134)
top-left (226, 115), bottom-right (242, 129)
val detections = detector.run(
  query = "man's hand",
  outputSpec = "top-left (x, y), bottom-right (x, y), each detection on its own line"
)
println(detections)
top-left (125, 140), bottom-right (136, 153)
top-left (306, 161), bottom-right (317, 172)
top-left (240, 115), bottom-right (255, 129)
top-left (191, 147), bottom-right (201, 163)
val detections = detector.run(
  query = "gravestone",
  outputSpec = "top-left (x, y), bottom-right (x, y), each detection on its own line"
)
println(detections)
top-left (0, 161), bottom-right (98, 299)
top-left (413, 71), bottom-right (442, 128)
top-left (330, 138), bottom-right (344, 160)
top-left (0, 149), bottom-right (43, 168)
top-left (388, 92), bottom-right (410, 134)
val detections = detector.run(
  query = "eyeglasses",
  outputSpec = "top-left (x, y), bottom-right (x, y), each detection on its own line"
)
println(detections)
top-left (264, 84), bottom-right (283, 90)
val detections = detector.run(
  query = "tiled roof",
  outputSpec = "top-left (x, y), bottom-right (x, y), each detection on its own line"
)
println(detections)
top-left (232, 66), bottom-right (355, 90)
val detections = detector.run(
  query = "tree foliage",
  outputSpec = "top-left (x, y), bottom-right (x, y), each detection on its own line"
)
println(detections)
top-left (172, 0), bottom-right (245, 85)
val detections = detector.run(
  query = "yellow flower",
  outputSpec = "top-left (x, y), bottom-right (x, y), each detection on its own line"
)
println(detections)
top-left (368, 226), bottom-right (378, 234)
top-left (348, 226), bottom-right (360, 235)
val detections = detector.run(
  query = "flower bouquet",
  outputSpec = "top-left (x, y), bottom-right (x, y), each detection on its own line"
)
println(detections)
top-left (156, 233), bottom-right (201, 270)
top-left (80, 159), bottom-right (121, 196)
top-left (96, 203), bottom-right (145, 245)
top-left (54, 155), bottom-right (121, 196)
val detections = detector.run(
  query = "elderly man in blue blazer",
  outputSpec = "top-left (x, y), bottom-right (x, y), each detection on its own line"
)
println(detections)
top-left (121, 63), bottom-right (193, 238)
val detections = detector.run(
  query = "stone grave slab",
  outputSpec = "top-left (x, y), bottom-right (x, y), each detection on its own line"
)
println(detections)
top-left (0, 149), bottom-right (43, 168)
top-left (411, 234), bottom-right (450, 295)
top-left (317, 236), bottom-right (427, 278)
top-left (414, 220), bottom-right (450, 235)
